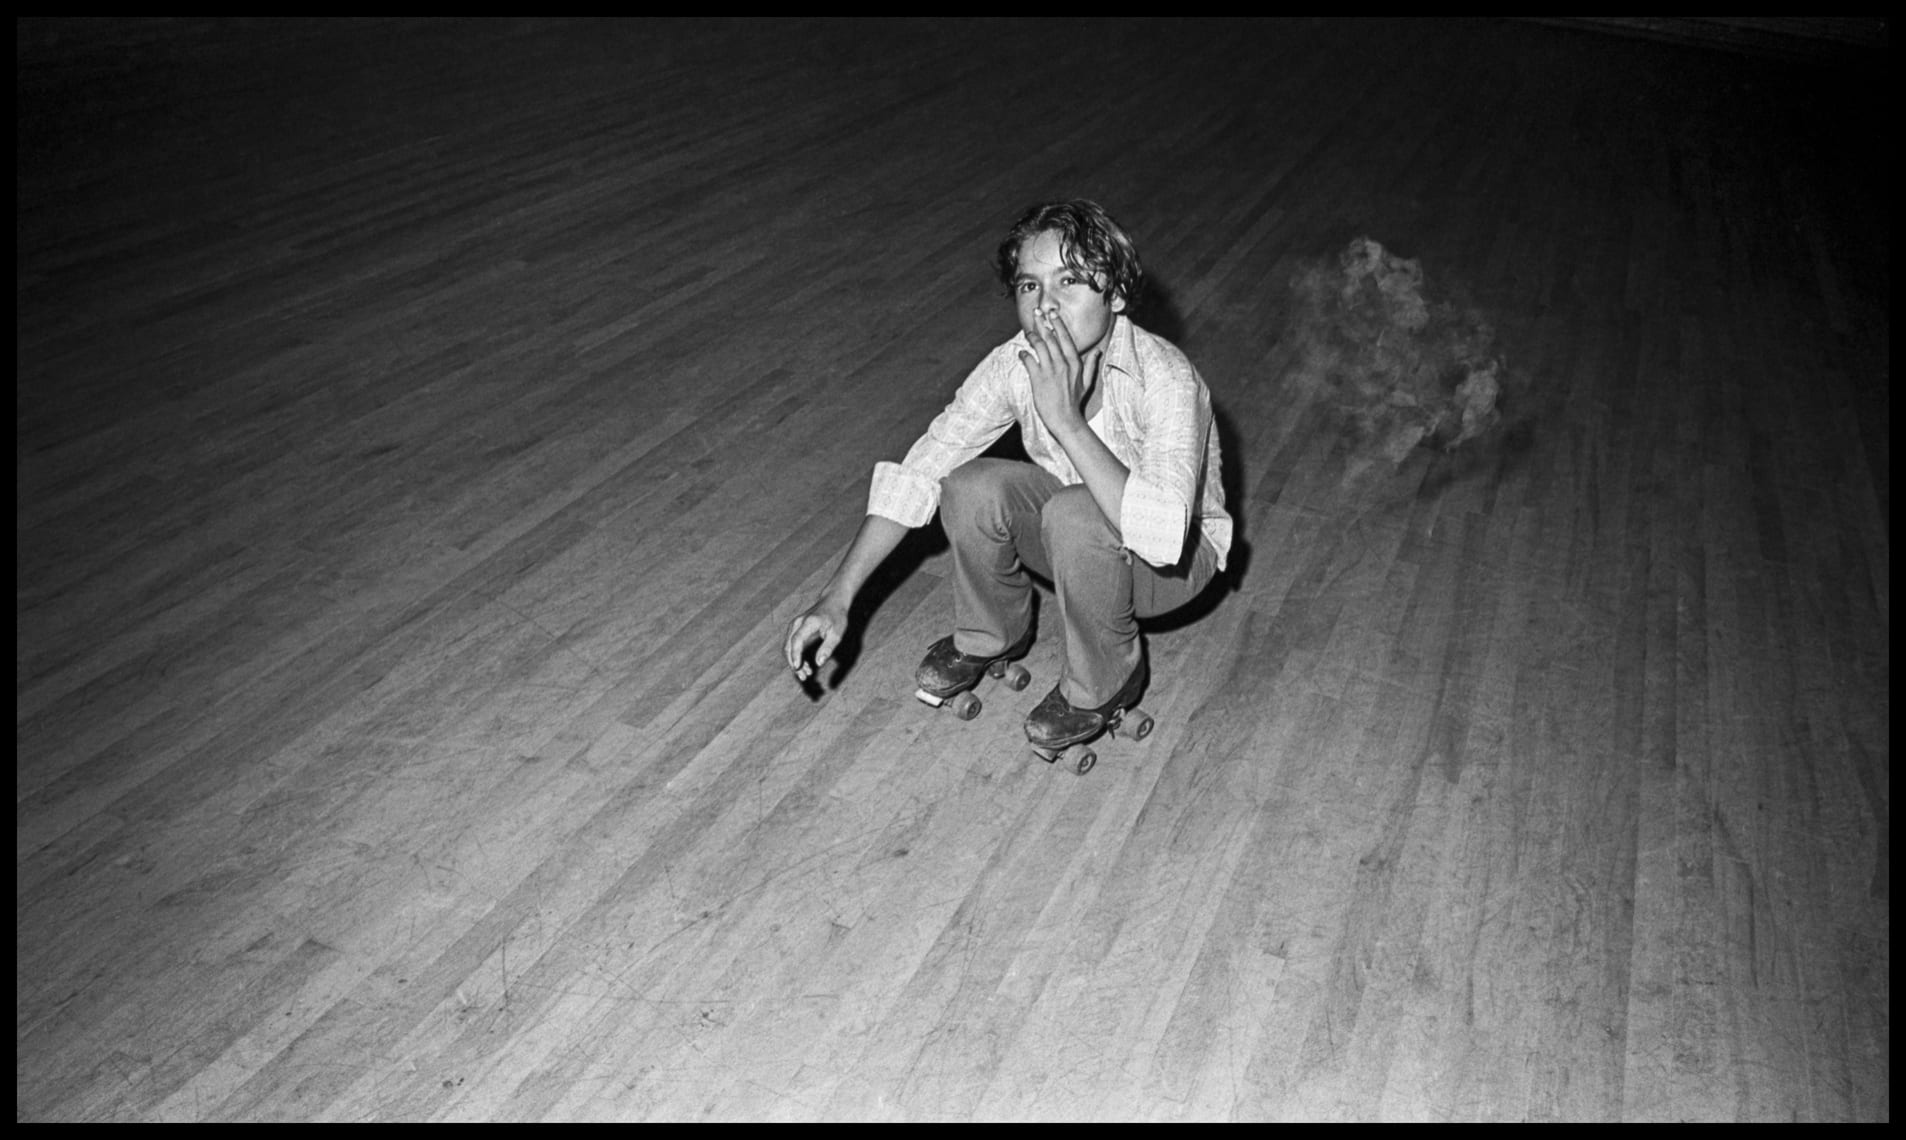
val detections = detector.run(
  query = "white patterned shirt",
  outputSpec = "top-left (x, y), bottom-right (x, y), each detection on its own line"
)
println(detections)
top-left (867, 315), bottom-right (1231, 571)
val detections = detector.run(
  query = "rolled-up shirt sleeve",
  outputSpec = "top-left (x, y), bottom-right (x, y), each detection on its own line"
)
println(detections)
top-left (867, 460), bottom-right (941, 527)
top-left (866, 345), bottom-right (1019, 526)
top-left (1121, 473), bottom-right (1193, 566)
top-left (1117, 365), bottom-right (1212, 567)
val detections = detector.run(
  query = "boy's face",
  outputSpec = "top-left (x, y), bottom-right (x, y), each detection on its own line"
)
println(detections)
top-left (1011, 229), bottom-right (1125, 357)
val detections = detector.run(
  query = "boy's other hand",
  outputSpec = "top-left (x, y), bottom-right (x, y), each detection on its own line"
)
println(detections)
top-left (785, 598), bottom-right (849, 683)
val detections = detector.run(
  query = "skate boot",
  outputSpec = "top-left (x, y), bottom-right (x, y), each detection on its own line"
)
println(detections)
top-left (1024, 656), bottom-right (1153, 775)
top-left (913, 626), bottom-right (1034, 720)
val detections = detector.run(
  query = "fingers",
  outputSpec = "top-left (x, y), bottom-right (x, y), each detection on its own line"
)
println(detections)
top-left (1027, 312), bottom-right (1082, 382)
top-left (785, 611), bottom-right (842, 682)
top-left (1044, 309), bottom-right (1081, 363)
top-left (1031, 310), bottom-right (1059, 354)
top-left (1022, 317), bottom-right (1063, 375)
top-left (785, 614), bottom-right (821, 674)
top-left (784, 614), bottom-right (810, 668)
top-left (1022, 320), bottom-right (1055, 366)
top-left (784, 621), bottom-right (806, 674)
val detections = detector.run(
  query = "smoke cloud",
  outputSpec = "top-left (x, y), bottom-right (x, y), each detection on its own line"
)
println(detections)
top-left (1285, 238), bottom-right (1513, 484)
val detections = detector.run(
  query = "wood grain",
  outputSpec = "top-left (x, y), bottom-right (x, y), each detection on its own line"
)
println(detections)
top-left (17, 17), bottom-right (1887, 1121)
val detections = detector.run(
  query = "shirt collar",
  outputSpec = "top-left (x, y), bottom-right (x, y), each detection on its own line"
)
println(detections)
top-left (1101, 314), bottom-right (1136, 379)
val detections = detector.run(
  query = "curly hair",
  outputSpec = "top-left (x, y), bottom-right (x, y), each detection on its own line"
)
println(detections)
top-left (994, 199), bottom-right (1145, 311)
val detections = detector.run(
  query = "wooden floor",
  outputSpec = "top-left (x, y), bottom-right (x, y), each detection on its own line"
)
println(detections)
top-left (16, 18), bottom-right (1889, 1121)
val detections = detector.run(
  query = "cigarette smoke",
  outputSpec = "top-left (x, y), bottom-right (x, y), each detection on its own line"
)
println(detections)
top-left (1286, 238), bottom-right (1513, 485)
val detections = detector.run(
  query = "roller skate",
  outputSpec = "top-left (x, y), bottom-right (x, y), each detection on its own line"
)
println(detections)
top-left (1024, 657), bottom-right (1152, 775)
top-left (913, 627), bottom-right (1034, 721)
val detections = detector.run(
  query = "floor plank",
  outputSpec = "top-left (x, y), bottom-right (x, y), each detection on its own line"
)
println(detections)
top-left (17, 17), bottom-right (1888, 1121)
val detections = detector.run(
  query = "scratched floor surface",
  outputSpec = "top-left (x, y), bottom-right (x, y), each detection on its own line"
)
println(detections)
top-left (17, 17), bottom-right (1888, 1120)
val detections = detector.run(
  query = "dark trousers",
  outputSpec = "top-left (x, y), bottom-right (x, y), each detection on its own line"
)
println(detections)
top-left (939, 459), bottom-right (1220, 708)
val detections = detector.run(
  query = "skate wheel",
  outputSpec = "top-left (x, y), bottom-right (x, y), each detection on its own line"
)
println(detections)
top-left (1003, 663), bottom-right (1032, 691)
top-left (1074, 749), bottom-right (1097, 776)
top-left (1129, 712), bottom-right (1153, 742)
top-left (949, 691), bottom-right (982, 720)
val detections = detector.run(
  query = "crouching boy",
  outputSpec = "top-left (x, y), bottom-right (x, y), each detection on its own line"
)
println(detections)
top-left (784, 199), bottom-right (1230, 757)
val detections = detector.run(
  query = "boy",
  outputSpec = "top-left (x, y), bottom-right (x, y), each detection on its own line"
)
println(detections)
top-left (783, 200), bottom-right (1230, 755)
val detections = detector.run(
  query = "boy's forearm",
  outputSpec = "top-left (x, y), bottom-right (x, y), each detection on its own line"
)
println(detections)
top-left (819, 513), bottom-right (910, 608)
top-left (1049, 420), bottom-right (1130, 536)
